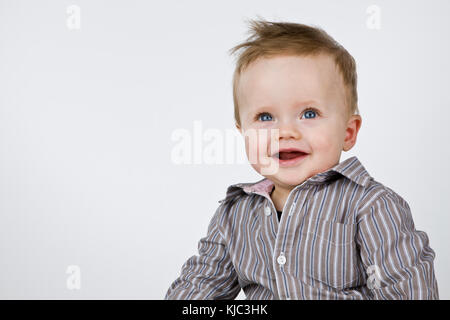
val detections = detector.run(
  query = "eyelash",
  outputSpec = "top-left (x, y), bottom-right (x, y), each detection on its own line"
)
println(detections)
top-left (254, 108), bottom-right (320, 121)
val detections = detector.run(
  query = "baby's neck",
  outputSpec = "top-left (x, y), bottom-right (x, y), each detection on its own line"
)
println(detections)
top-left (270, 185), bottom-right (292, 212)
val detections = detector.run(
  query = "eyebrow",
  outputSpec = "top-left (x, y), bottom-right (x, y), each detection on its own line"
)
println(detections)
top-left (253, 100), bottom-right (322, 113)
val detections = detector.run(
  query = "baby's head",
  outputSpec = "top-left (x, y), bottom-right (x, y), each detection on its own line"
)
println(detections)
top-left (229, 19), bottom-right (362, 190)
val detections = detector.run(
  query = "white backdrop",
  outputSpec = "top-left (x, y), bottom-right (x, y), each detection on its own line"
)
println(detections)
top-left (0, 0), bottom-right (449, 299)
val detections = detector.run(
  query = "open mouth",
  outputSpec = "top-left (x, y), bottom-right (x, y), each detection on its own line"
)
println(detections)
top-left (275, 151), bottom-right (307, 160)
top-left (273, 150), bottom-right (308, 167)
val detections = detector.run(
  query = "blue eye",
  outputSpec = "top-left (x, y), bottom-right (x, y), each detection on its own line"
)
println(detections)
top-left (302, 109), bottom-right (317, 119)
top-left (256, 113), bottom-right (273, 121)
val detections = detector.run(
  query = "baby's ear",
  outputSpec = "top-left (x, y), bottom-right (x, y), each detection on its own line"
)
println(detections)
top-left (343, 114), bottom-right (362, 151)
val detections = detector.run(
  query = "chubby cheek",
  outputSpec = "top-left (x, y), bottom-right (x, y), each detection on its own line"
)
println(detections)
top-left (243, 128), bottom-right (273, 168)
top-left (309, 129), bottom-right (343, 166)
top-left (244, 138), bottom-right (262, 173)
top-left (313, 133), bottom-right (336, 152)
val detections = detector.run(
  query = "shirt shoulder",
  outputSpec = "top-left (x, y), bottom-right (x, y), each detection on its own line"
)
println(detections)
top-left (212, 180), bottom-right (267, 237)
top-left (356, 177), bottom-right (412, 222)
top-left (217, 183), bottom-right (248, 205)
top-left (328, 156), bottom-right (409, 214)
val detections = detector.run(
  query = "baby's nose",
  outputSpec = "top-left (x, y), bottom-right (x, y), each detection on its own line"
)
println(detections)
top-left (277, 123), bottom-right (302, 140)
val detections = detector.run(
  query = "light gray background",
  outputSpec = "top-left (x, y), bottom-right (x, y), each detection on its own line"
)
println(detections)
top-left (0, 0), bottom-right (449, 299)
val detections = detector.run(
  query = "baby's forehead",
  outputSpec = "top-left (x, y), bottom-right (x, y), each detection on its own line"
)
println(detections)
top-left (238, 54), bottom-right (347, 109)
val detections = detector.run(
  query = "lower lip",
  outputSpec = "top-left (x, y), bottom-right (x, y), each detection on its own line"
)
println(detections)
top-left (273, 153), bottom-right (308, 167)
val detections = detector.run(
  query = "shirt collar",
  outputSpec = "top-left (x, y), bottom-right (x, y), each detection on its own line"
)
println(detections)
top-left (219, 156), bottom-right (372, 203)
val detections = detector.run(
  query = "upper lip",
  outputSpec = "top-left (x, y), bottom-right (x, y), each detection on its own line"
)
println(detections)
top-left (272, 148), bottom-right (309, 157)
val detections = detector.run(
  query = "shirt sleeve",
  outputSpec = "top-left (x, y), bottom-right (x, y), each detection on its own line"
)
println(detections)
top-left (355, 192), bottom-right (439, 299)
top-left (164, 204), bottom-right (241, 300)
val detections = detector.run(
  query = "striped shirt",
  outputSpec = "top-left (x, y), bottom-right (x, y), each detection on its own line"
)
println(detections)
top-left (165, 156), bottom-right (439, 300)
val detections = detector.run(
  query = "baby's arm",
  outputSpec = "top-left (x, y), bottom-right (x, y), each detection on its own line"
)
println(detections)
top-left (355, 192), bottom-right (439, 299)
top-left (165, 204), bottom-right (241, 300)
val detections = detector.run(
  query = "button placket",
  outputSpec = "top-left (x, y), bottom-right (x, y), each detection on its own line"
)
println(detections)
top-left (261, 181), bottom-right (311, 300)
top-left (275, 251), bottom-right (290, 299)
top-left (272, 183), bottom-right (311, 300)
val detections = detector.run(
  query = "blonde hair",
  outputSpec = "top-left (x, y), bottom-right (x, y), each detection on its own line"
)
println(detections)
top-left (229, 18), bottom-right (359, 127)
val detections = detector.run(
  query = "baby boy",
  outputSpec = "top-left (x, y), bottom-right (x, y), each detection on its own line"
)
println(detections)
top-left (165, 19), bottom-right (438, 300)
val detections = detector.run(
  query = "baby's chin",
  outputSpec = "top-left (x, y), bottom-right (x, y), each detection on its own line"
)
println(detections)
top-left (271, 175), bottom-right (309, 188)
top-left (260, 169), bottom-right (312, 188)
top-left (251, 158), bottom-right (318, 187)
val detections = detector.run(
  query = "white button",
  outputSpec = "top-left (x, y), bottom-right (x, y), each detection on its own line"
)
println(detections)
top-left (277, 253), bottom-right (286, 265)
top-left (264, 206), bottom-right (271, 216)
